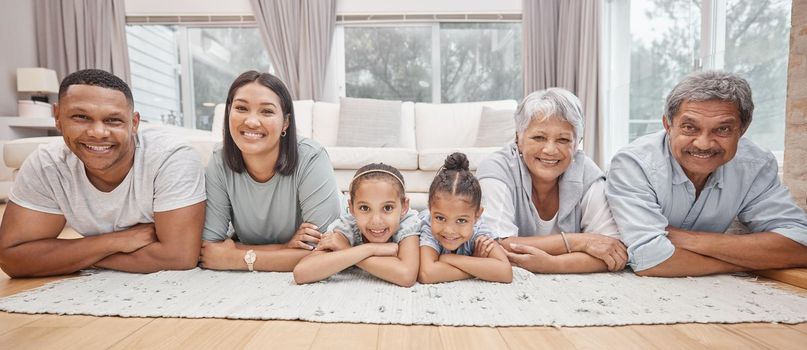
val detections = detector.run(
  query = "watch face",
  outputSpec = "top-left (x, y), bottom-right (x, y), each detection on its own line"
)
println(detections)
top-left (244, 250), bottom-right (257, 264)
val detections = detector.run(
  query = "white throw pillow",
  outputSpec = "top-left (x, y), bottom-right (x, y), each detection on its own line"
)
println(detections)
top-left (474, 106), bottom-right (516, 147)
top-left (336, 97), bottom-right (402, 147)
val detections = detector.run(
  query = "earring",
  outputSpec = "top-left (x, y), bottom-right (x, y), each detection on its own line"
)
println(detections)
top-left (281, 130), bottom-right (287, 137)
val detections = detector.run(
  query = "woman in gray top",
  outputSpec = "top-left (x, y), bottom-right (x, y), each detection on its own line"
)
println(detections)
top-left (476, 88), bottom-right (627, 273)
top-left (199, 71), bottom-right (342, 272)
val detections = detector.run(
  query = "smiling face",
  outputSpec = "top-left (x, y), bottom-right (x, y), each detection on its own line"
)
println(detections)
top-left (54, 84), bottom-right (139, 185)
top-left (663, 99), bottom-right (743, 187)
top-left (349, 179), bottom-right (409, 243)
top-left (429, 193), bottom-right (483, 251)
top-left (516, 116), bottom-right (575, 184)
top-left (228, 82), bottom-right (289, 160)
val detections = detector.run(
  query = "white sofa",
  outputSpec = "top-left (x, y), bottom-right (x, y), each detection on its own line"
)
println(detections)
top-left (3, 99), bottom-right (516, 209)
top-left (252, 99), bottom-right (517, 208)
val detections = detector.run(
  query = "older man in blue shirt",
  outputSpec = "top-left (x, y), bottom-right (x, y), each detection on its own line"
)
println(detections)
top-left (607, 71), bottom-right (807, 277)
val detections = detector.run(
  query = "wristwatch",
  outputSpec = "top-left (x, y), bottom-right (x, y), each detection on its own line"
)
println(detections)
top-left (244, 250), bottom-right (256, 272)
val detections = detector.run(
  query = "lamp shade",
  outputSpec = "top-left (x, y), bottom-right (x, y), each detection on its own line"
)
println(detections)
top-left (16, 68), bottom-right (59, 94)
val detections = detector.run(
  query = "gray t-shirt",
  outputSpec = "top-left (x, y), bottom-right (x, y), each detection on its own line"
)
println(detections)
top-left (10, 127), bottom-right (206, 236)
top-left (202, 138), bottom-right (342, 244)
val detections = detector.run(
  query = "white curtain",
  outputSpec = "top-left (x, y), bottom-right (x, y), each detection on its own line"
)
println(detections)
top-left (251, 0), bottom-right (336, 100)
top-left (35, 0), bottom-right (131, 83)
top-left (522, 0), bottom-right (602, 164)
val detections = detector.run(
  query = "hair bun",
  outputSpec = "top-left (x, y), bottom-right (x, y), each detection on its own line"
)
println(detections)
top-left (443, 152), bottom-right (470, 171)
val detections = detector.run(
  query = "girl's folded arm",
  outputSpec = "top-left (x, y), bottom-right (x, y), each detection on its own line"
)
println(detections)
top-left (356, 236), bottom-right (420, 287)
top-left (417, 246), bottom-right (472, 284)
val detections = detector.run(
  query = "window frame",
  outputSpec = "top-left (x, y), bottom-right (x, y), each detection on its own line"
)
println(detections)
top-left (600, 0), bottom-right (788, 168)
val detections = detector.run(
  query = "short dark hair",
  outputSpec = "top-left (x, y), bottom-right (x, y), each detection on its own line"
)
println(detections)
top-left (350, 163), bottom-right (406, 203)
top-left (222, 71), bottom-right (298, 176)
top-left (665, 71), bottom-right (754, 131)
top-left (428, 152), bottom-right (481, 210)
top-left (59, 69), bottom-right (134, 108)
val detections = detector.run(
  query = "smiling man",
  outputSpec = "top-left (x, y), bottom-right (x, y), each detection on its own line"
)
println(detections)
top-left (0, 69), bottom-right (206, 277)
top-left (606, 71), bottom-right (807, 277)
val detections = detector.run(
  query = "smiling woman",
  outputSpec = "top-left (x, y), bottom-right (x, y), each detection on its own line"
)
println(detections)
top-left (476, 88), bottom-right (627, 274)
top-left (199, 71), bottom-right (342, 273)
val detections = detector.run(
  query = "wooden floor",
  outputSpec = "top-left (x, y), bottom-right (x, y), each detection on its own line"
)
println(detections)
top-left (1, 204), bottom-right (807, 349)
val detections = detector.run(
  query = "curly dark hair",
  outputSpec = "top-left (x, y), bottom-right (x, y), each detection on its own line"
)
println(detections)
top-left (428, 152), bottom-right (481, 210)
top-left (59, 69), bottom-right (133, 108)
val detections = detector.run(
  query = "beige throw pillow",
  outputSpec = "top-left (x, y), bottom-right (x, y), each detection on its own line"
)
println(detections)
top-left (336, 97), bottom-right (402, 147)
top-left (474, 106), bottom-right (516, 147)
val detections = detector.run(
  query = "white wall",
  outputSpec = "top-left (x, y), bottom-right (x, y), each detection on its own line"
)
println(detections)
top-left (0, 0), bottom-right (39, 116)
top-left (124, 0), bottom-right (521, 16)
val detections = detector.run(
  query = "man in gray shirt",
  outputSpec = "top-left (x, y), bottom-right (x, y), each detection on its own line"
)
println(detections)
top-left (607, 71), bottom-right (807, 276)
top-left (0, 69), bottom-right (206, 277)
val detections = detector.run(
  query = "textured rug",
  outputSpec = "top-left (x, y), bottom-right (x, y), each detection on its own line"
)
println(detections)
top-left (1, 268), bottom-right (806, 327)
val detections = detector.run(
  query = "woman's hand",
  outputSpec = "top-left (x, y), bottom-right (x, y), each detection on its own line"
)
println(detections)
top-left (505, 243), bottom-right (554, 271)
top-left (286, 222), bottom-right (322, 250)
top-left (200, 239), bottom-right (243, 270)
top-left (315, 231), bottom-right (351, 252)
top-left (472, 236), bottom-right (497, 258)
top-left (579, 234), bottom-right (628, 271)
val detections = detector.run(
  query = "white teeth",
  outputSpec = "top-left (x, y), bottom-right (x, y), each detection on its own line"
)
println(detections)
top-left (539, 159), bottom-right (559, 164)
top-left (85, 145), bottom-right (112, 151)
top-left (241, 131), bottom-right (265, 138)
top-left (689, 152), bottom-right (715, 159)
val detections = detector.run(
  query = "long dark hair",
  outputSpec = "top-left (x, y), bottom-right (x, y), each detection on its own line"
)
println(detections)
top-left (222, 71), bottom-right (298, 175)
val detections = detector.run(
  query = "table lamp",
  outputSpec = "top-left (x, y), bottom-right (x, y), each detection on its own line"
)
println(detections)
top-left (17, 68), bottom-right (59, 118)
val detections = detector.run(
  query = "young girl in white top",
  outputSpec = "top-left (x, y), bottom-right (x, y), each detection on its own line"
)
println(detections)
top-left (293, 163), bottom-right (420, 287)
top-left (418, 153), bottom-right (512, 284)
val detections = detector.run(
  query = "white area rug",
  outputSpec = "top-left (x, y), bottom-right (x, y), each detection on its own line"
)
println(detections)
top-left (1, 268), bottom-right (806, 327)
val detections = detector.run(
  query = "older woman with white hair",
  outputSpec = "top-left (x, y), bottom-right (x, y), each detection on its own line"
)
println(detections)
top-left (475, 88), bottom-right (628, 273)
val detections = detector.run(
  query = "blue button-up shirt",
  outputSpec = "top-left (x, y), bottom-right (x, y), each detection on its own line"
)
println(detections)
top-left (606, 130), bottom-right (807, 271)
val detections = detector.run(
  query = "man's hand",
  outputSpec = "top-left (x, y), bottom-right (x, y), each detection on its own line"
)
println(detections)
top-left (116, 223), bottom-right (157, 253)
top-left (472, 236), bottom-right (497, 258)
top-left (286, 223), bottom-right (321, 250)
top-left (200, 239), bottom-right (242, 270)
top-left (666, 225), bottom-right (697, 250)
top-left (579, 234), bottom-right (628, 271)
top-left (505, 243), bottom-right (553, 271)
top-left (315, 231), bottom-right (351, 252)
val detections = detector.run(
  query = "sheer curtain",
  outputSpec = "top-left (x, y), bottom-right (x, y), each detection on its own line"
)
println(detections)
top-left (35, 0), bottom-right (130, 83)
top-left (251, 0), bottom-right (336, 100)
top-left (522, 0), bottom-right (602, 164)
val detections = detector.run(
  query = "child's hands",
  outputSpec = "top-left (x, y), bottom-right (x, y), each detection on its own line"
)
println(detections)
top-left (286, 222), bottom-right (322, 250)
top-left (371, 242), bottom-right (399, 256)
top-left (472, 236), bottom-right (497, 258)
top-left (315, 231), bottom-right (350, 251)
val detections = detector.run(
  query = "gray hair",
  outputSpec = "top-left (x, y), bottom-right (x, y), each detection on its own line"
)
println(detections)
top-left (664, 71), bottom-right (754, 130)
top-left (515, 88), bottom-right (584, 148)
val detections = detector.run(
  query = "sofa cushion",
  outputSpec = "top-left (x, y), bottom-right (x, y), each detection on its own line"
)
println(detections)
top-left (292, 100), bottom-right (314, 139)
top-left (418, 147), bottom-right (502, 171)
top-left (475, 106), bottom-right (516, 147)
top-left (326, 146), bottom-right (418, 170)
top-left (333, 169), bottom-right (434, 193)
top-left (336, 97), bottom-right (401, 147)
top-left (3, 124), bottom-right (220, 169)
top-left (415, 100), bottom-right (518, 151)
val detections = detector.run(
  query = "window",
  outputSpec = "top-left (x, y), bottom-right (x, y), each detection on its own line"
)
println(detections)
top-left (342, 22), bottom-right (522, 103)
top-left (602, 0), bottom-right (791, 164)
top-left (126, 25), bottom-right (271, 131)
